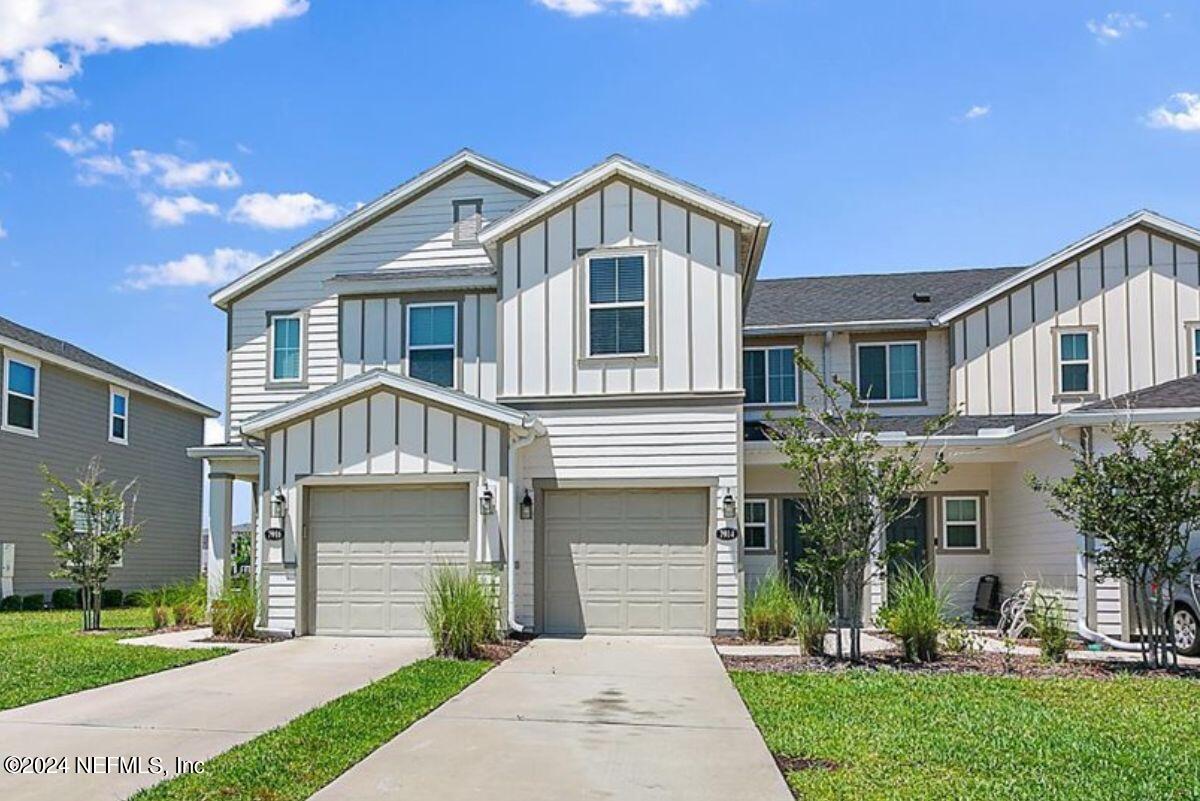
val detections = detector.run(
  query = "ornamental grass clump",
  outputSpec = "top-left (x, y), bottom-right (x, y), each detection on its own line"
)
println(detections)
top-left (744, 571), bottom-right (797, 642)
top-left (212, 578), bottom-right (258, 640)
top-left (794, 591), bottom-right (829, 655)
top-left (168, 576), bottom-right (207, 627)
top-left (879, 567), bottom-right (949, 662)
top-left (422, 565), bottom-right (498, 659)
top-left (1031, 592), bottom-right (1070, 663)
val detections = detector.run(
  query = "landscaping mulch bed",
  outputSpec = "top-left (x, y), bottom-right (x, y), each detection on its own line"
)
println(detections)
top-left (723, 651), bottom-right (1200, 679)
top-left (202, 631), bottom-right (290, 645)
top-left (477, 634), bottom-right (534, 663)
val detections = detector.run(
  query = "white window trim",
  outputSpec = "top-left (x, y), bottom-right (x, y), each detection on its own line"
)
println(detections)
top-left (1056, 328), bottom-right (1094, 395)
top-left (1188, 323), bottom-right (1200, 375)
top-left (108, 386), bottom-right (129, 445)
top-left (406, 301), bottom-right (459, 389)
top-left (744, 498), bottom-right (771, 552)
top-left (941, 496), bottom-right (981, 551)
top-left (744, 347), bottom-right (800, 407)
top-left (584, 251), bottom-right (650, 359)
top-left (854, 341), bottom-right (923, 403)
top-left (2, 353), bottom-right (40, 438)
top-left (452, 198), bottom-right (483, 245)
top-left (268, 313), bottom-right (305, 385)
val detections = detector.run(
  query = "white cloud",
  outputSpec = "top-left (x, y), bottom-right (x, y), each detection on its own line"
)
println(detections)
top-left (0, 81), bottom-right (73, 127)
top-left (1145, 92), bottom-right (1200, 132)
top-left (129, 150), bottom-right (241, 189)
top-left (536, 0), bottom-right (702, 17)
top-left (122, 247), bottom-right (265, 290)
top-left (0, 219), bottom-right (7, 239)
top-left (51, 120), bottom-right (112, 155)
top-left (0, 1), bottom-right (308, 128)
top-left (963, 104), bottom-right (991, 120)
top-left (235, 142), bottom-right (253, 155)
top-left (90, 121), bottom-right (114, 145)
top-left (1086, 12), bottom-right (1146, 43)
top-left (140, 193), bottom-right (220, 226)
top-left (228, 191), bottom-right (340, 229)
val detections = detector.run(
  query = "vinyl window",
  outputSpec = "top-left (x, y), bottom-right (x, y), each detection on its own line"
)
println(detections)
top-left (744, 348), bottom-right (797, 405)
top-left (942, 497), bottom-right (980, 550)
top-left (1058, 331), bottom-right (1092, 394)
top-left (109, 388), bottom-right (129, 445)
top-left (407, 302), bottom-right (457, 388)
top-left (587, 254), bottom-right (647, 357)
top-left (856, 342), bottom-right (920, 401)
top-left (269, 314), bottom-right (303, 383)
top-left (2, 354), bottom-right (39, 436)
top-left (744, 499), bottom-right (770, 551)
top-left (1192, 328), bottom-right (1200, 374)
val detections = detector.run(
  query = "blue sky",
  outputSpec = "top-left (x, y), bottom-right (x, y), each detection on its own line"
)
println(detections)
top-left (3, 0), bottom-right (1200, 428)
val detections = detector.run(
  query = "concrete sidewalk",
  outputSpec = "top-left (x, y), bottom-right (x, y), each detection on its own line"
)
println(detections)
top-left (0, 637), bottom-right (429, 801)
top-left (312, 636), bottom-right (792, 801)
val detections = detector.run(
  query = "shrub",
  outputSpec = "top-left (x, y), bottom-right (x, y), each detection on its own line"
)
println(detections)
top-left (744, 571), bottom-right (797, 642)
top-left (101, 589), bottom-right (123, 608)
top-left (1031, 592), bottom-right (1070, 663)
top-left (0, 595), bottom-right (20, 612)
top-left (878, 567), bottom-right (949, 662)
top-left (144, 585), bottom-right (173, 629)
top-left (212, 579), bottom-right (257, 640)
top-left (794, 591), bottom-right (828, 655)
top-left (422, 565), bottom-right (498, 659)
top-left (167, 576), bottom-right (207, 627)
top-left (124, 589), bottom-right (147, 608)
top-left (51, 588), bottom-right (77, 610)
top-left (151, 605), bottom-right (170, 629)
top-left (22, 594), bottom-right (44, 611)
top-left (942, 619), bottom-right (983, 655)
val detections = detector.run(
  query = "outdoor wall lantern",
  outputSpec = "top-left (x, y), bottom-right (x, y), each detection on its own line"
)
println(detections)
top-left (479, 487), bottom-right (496, 517)
top-left (722, 489), bottom-right (737, 519)
top-left (265, 490), bottom-right (287, 542)
top-left (519, 489), bottom-right (534, 520)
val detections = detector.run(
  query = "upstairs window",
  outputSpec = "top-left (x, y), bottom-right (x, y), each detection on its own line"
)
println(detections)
top-left (407, 303), bottom-right (457, 387)
top-left (744, 348), bottom-right (797, 405)
top-left (452, 199), bottom-right (483, 245)
top-left (2, 355), bottom-right (39, 435)
top-left (744, 499), bottom-right (770, 551)
top-left (270, 314), bottom-right (303, 383)
top-left (588, 254), bottom-right (647, 356)
top-left (856, 341), bottom-right (920, 402)
top-left (1192, 328), bottom-right (1200, 374)
top-left (109, 388), bottom-right (129, 445)
top-left (1058, 330), bottom-right (1092, 394)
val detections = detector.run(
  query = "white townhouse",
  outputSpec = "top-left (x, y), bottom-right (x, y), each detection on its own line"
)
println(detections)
top-left (194, 149), bottom-right (1200, 642)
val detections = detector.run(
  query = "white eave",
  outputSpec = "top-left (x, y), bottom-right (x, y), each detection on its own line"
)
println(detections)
top-left (935, 210), bottom-right (1200, 325)
top-left (743, 318), bottom-right (934, 336)
top-left (238, 369), bottom-right (539, 437)
top-left (209, 150), bottom-right (551, 309)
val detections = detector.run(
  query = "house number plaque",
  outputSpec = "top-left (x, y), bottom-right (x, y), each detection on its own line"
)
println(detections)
top-left (716, 527), bottom-right (738, 541)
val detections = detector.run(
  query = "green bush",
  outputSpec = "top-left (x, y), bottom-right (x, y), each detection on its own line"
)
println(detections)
top-left (1031, 592), bottom-right (1070, 663)
top-left (422, 565), bottom-right (498, 659)
top-left (51, 588), bottom-right (77, 610)
top-left (212, 579), bottom-right (257, 640)
top-left (124, 590), bottom-right (147, 608)
top-left (745, 571), bottom-right (797, 642)
top-left (21, 594), bottom-right (44, 611)
top-left (878, 567), bottom-right (949, 662)
top-left (101, 589), bottom-right (123, 608)
top-left (0, 595), bottom-right (20, 612)
top-left (166, 576), bottom-right (207, 627)
top-left (793, 591), bottom-right (828, 655)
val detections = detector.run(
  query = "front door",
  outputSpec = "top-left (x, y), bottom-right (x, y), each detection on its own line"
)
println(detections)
top-left (886, 497), bottom-right (929, 600)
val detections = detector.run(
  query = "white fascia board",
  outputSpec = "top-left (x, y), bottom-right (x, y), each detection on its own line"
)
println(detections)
top-left (210, 150), bottom-right (550, 309)
top-left (743, 318), bottom-right (933, 336)
top-left (0, 334), bottom-right (218, 418)
top-left (478, 156), bottom-right (768, 246)
top-left (935, 210), bottom-right (1200, 324)
top-left (323, 274), bottom-right (497, 296)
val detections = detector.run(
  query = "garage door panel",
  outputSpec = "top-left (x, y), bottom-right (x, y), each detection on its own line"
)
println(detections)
top-left (627, 565), bottom-right (664, 592)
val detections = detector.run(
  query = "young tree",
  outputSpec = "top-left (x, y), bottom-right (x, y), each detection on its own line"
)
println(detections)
top-left (41, 458), bottom-right (141, 631)
top-left (766, 354), bottom-right (953, 660)
top-left (1028, 420), bottom-right (1200, 668)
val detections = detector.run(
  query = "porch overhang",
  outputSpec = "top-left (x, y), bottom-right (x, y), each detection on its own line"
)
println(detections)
top-left (186, 443), bottom-right (262, 480)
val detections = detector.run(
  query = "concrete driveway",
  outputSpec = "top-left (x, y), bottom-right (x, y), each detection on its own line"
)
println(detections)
top-left (312, 636), bottom-right (792, 801)
top-left (0, 637), bottom-right (429, 801)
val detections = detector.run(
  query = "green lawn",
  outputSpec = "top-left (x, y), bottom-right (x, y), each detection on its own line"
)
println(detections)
top-left (0, 608), bottom-right (230, 711)
top-left (732, 670), bottom-right (1200, 800)
top-left (132, 657), bottom-right (490, 801)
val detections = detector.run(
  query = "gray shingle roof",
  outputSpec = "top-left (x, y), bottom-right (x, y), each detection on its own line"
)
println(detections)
top-left (746, 414), bottom-right (1052, 440)
top-left (745, 266), bottom-right (1025, 329)
top-left (0, 315), bottom-right (216, 415)
top-left (1077, 373), bottom-right (1200, 411)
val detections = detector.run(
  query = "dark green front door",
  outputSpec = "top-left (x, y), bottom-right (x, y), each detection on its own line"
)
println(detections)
top-left (886, 498), bottom-right (929, 600)
top-left (779, 498), bottom-right (811, 587)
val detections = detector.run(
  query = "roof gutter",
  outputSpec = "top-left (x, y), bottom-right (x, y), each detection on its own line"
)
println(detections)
top-left (744, 318), bottom-right (935, 336)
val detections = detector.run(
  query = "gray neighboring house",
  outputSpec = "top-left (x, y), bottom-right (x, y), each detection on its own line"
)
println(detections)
top-left (0, 315), bottom-right (218, 600)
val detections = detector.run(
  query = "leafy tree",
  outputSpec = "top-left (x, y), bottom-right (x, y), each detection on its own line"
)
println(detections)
top-left (766, 354), bottom-right (953, 660)
top-left (1028, 420), bottom-right (1200, 668)
top-left (41, 458), bottom-right (141, 631)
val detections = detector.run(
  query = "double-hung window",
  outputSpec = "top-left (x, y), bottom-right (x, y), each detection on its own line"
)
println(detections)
top-left (407, 303), bottom-right (457, 387)
top-left (942, 497), bottom-right (981, 550)
top-left (270, 314), bottom-right (303, 383)
top-left (744, 348), bottom-right (797, 405)
top-left (2, 355), bottom-right (39, 435)
top-left (588, 254), bottom-right (647, 357)
top-left (1058, 330), bottom-right (1092, 394)
top-left (856, 341), bottom-right (920, 402)
top-left (744, 499), bottom-right (770, 551)
top-left (1191, 327), bottom-right (1200, 374)
top-left (109, 388), bottom-right (129, 445)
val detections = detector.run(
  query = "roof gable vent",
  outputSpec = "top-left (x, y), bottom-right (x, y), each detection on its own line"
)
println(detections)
top-left (912, 292), bottom-right (932, 303)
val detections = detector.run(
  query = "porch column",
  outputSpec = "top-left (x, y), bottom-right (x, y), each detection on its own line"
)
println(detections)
top-left (207, 472), bottom-right (234, 604)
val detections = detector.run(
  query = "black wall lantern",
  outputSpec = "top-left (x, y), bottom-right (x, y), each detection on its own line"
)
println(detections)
top-left (479, 487), bottom-right (496, 517)
top-left (722, 489), bottom-right (737, 519)
top-left (519, 489), bottom-right (534, 520)
top-left (265, 490), bottom-right (286, 542)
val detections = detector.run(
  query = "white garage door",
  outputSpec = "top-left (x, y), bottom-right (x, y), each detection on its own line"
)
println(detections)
top-left (542, 488), bottom-right (711, 635)
top-left (310, 485), bottom-right (469, 636)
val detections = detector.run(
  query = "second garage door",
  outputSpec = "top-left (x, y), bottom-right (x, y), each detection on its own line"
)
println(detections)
top-left (541, 488), bottom-right (711, 635)
top-left (309, 485), bottom-right (469, 636)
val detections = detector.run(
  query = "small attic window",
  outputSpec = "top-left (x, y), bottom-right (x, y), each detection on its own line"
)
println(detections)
top-left (913, 292), bottom-right (932, 303)
top-left (453, 199), bottom-right (483, 245)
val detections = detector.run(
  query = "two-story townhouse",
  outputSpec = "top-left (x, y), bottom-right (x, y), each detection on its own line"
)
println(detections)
top-left (1, 315), bottom-right (217, 601)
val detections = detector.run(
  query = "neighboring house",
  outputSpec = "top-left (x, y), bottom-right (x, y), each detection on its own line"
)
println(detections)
top-left (193, 148), bottom-right (1199, 641)
top-left (0, 316), bottom-right (218, 600)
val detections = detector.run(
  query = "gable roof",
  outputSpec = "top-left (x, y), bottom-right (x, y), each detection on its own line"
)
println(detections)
top-left (209, 149), bottom-right (552, 309)
top-left (934, 210), bottom-right (1200, 324)
top-left (1076, 373), bottom-right (1200, 412)
top-left (238, 368), bottom-right (537, 436)
top-left (0, 315), bottom-right (217, 417)
top-left (744, 266), bottom-right (1024, 332)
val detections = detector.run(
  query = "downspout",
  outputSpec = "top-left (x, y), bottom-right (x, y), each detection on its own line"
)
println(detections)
top-left (506, 419), bottom-right (544, 634)
top-left (822, 329), bottom-right (833, 409)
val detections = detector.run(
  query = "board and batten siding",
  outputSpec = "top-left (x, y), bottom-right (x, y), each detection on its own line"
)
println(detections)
top-left (227, 170), bottom-right (531, 436)
top-left (258, 388), bottom-right (507, 633)
top-left (496, 180), bottom-right (742, 399)
top-left (951, 226), bottom-right (1200, 415)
